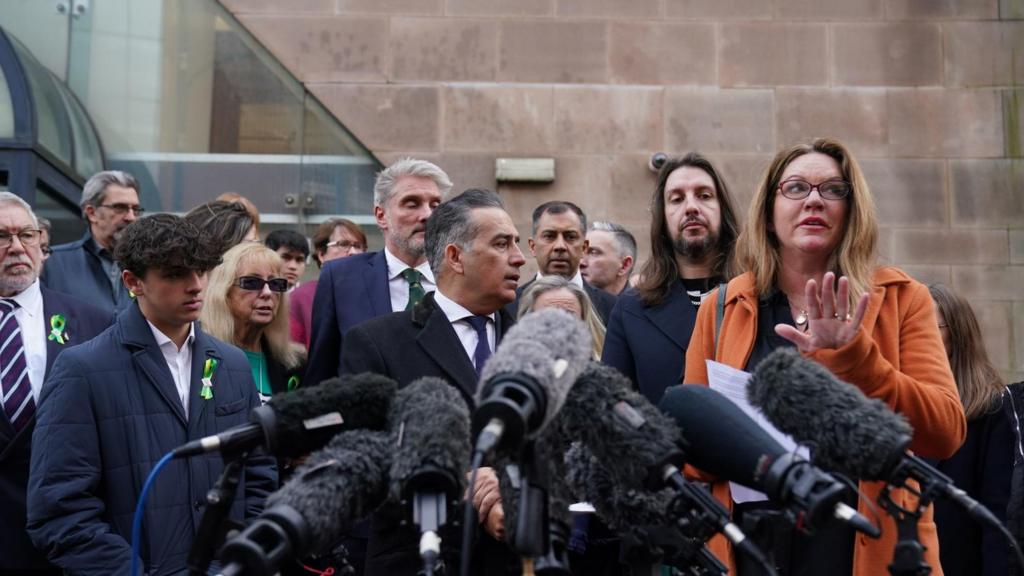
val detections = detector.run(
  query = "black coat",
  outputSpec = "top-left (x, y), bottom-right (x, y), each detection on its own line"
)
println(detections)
top-left (0, 287), bottom-right (113, 573)
top-left (341, 291), bottom-right (517, 575)
top-left (507, 277), bottom-right (617, 326)
top-left (41, 230), bottom-right (133, 315)
top-left (27, 303), bottom-right (278, 576)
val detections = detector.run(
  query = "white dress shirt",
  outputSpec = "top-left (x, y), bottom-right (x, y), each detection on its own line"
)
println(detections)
top-left (9, 280), bottom-right (46, 402)
top-left (384, 247), bottom-right (436, 312)
top-left (433, 289), bottom-right (496, 372)
top-left (534, 270), bottom-right (585, 289)
top-left (147, 320), bottom-right (196, 417)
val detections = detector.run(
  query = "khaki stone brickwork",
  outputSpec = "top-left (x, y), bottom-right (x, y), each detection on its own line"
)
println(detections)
top-left (221, 0), bottom-right (1024, 380)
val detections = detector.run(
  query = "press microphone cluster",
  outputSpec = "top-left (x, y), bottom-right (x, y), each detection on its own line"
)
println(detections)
top-left (173, 373), bottom-right (397, 459)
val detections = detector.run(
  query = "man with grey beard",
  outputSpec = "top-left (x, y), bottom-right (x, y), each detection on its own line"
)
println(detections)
top-left (0, 193), bottom-right (112, 575)
top-left (42, 170), bottom-right (142, 314)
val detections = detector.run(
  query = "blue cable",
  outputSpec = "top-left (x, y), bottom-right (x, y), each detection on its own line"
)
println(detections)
top-left (132, 451), bottom-right (175, 576)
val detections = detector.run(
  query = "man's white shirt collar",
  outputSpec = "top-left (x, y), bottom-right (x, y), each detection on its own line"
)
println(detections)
top-left (9, 279), bottom-right (42, 318)
top-left (384, 246), bottom-right (435, 283)
top-left (433, 289), bottom-right (495, 324)
top-left (534, 270), bottom-right (584, 289)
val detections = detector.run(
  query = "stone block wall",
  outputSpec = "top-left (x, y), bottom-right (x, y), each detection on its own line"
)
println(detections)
top-left (222, 0), bottom-right (1024, 381)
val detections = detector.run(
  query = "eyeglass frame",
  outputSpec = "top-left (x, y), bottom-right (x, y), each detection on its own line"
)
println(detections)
top-left (97, 203), bottom-right (146, 216)
top-left (324, 239), bottom-right (366, 252)
top-left (0, 228), bottom-right (43, 250)
top-left (234, 276), bottom-right (289, 293)
top-left (777, 177), bottom-right (852, 201)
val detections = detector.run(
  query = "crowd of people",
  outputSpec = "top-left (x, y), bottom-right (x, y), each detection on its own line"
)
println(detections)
top-left (0, 138), bottom-right (1020, 576)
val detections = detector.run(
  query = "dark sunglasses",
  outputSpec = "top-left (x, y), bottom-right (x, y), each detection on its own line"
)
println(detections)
top-left (235, 276), bottom-right (289, 293)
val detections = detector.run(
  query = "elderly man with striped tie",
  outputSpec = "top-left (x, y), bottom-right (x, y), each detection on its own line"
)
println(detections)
top-left (0, 192), bottom-right (112, 576)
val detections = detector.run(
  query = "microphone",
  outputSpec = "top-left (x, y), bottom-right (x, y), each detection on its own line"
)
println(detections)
top-left (472, 308), bottom-right (592, 456)
top-left (387, 377), bottom-right (471, 574)
top-left (173, 373), bottom-right (397, 458)
top-left (747, 348), bottom-right (996, 527)
top-left (216, 428), bottom-right (392, 575)
top-left (553, 362), bottom-right (769, 570)
top-left (659, 384), bottom-right (879, 537)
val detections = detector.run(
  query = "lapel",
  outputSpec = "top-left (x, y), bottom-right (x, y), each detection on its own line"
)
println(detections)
top-left (187, 327), bottom-right (220, 435)
top-left (363, 251), bottom-right (392, 316)
top-left (122, 304), bottom-right (188, 427)
top-left (413, 293), bottom-right (479, 402)
top-left (642, 281), bottom-right (697, 351)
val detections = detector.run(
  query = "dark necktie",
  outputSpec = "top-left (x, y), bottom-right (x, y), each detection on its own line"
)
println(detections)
top-left (402, 268), bottom-right (426, 311)
top-left (0, 299), bottom-right (33, 433)
top-left (465, 315), bottom-right (492, 377)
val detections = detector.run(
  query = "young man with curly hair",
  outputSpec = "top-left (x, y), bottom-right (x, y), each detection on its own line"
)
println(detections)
top-left (27, 214), bottom-right (277, 575)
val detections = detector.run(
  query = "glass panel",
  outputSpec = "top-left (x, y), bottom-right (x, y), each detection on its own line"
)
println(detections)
top-left (63, 89), bottom-right (103, 177)
top-left (66, 0), bottom-right (380, 223)
top-left (0, 63), bottom-right (13, 138)
top-left (0, 1), bottom-right (71, 81)
top-left (34, 180), bottom-right (85, 245)
top-left (9, 37), bottom-right (73, 167)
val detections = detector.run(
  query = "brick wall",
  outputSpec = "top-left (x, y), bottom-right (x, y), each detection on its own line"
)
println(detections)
top-left (222, 0), bottom-right (1024, 381)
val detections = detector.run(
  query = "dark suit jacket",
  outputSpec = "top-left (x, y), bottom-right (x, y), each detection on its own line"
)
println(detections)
top-left (601, 282), bottom-right (698, 405)
top-left (41, 230), bottom-right (133, 316)
top-left (341, 291), bottom-right (516, 575)
top-left (27, 303), bottom-right (277, 575)
top-left (0, 286), bottom-right (113, 573)
top-left (507, 276), bottom-right (617, 326)
top-left (306, 251), bottom-right (391, 388)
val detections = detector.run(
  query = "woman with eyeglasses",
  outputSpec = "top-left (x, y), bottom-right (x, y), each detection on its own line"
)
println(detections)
top-left (201, 242), bottom-right (305, 405)
top-left (683, 138), bottom-right (965, 576)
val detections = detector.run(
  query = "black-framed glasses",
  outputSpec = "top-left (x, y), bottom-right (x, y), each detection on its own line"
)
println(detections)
top-left (98, 203), bottom-right (145, 216)
top-left (325, 239), bottom-right (365, 251)
top-left (0, 229), bottom-right (42, 250)
top-left (235, 276), bottom-right (289, 293)
top-left (778, 178), bottom-right (851, 201)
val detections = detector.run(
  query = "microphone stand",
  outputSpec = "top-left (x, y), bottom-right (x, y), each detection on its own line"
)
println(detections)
top-left (878, 470), bottom-right (938, 576)
top-left (512, 441), bottom-right (573, 575)
top-left (187, 452), bottom-right (249, 576)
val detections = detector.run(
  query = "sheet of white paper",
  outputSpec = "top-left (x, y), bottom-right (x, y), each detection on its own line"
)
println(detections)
top-left (705, 359), bottom-right (809, 504)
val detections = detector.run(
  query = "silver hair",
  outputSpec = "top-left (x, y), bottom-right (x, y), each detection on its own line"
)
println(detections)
top-left (373, 158), bottom-right (453, 208)
top-left (425, 189), bottom-right (504, 278)
top-left (0, 192), bottom-right (39, 228)
top-left (591, 221), bottom-right (637, 261)
top-left (80, 170), bottom-right (140, 213)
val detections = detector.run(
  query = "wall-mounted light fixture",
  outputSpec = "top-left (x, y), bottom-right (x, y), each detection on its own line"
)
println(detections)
top-left (495, 158), bottom-right (555, 183)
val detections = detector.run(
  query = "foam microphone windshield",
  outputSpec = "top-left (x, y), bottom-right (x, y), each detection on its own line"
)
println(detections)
top-left (264, 428), bottom-right (393, 554)
top-left (747, 347), bottom-right (912, 479)
top-left (473, 308), bottom-right (592, 454)
top-left (174, 373), bottom-right (398, 459)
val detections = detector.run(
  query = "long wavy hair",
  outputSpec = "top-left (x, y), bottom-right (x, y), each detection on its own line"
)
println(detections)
top-left (636, 153), bottom-right (740, 307)
top-left (518, 275), bottom-right (605, 360)
top-left (928, 284), bottom-right (1005, 420)
top-left (201, 242), bottom-right (304, 369)
top-left (734, 138), bottom-right (878, 303)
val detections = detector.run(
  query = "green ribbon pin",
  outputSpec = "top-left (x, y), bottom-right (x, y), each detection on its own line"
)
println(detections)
top-left (47, 314), bottom-right (67, 344)
top-left (287, 375), bottom-right (300, 391)
top-left (200, 357), bottom-right (218, 400)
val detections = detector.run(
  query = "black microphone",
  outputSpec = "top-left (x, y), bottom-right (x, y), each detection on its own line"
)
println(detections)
top-left (387, 377), bottom-right (471, 574)
top-left (747, 348), bottom-right (996, 527)
top-left (553, 362), bottom-right (769, 570)
top-left (659, 384), bottom-right (879, 537)
top-left (216, 429), bottom-right (392, 575)
top-left (173, 373), bottom-right (397, 458)
top-left (472, 308), bottom-right (591, 456)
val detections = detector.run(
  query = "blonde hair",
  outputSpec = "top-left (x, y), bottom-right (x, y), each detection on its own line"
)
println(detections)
top-left (518, 276), bottom-right (606, 360)
top-left (928, 284), bottom-right (1005, 420)
top-left (201, 242), bottom-right (304, 369)
top-left (734, 138), bottom-right (878, 304)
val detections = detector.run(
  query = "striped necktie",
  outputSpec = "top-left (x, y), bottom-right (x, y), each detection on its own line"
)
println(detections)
top-left (0, 299), bottom-right (33, 433)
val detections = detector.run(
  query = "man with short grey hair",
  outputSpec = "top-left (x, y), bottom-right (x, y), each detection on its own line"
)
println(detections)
top-left (306, 157), bottom-right (452, 386)
top-left (0, 192), bottom-right (112, 575)
top-left (41, 170), bottom-right (142, 314)
top-left (581, 221), bottom-right (636, 296)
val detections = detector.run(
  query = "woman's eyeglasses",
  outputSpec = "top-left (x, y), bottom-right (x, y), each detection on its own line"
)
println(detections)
top-left (778, 178), bottom-right (851, 201)
top-left (235, 276), bottom-right (289, 293)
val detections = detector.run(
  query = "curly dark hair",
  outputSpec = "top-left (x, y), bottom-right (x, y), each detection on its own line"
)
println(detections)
top-left (184, 200), bottom-right (255, 258)
top-left (115, 214), bottom-right (222, 278)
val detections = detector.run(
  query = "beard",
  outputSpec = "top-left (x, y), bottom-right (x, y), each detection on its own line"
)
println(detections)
top-left (390, 230), bottom-right (426, 259)
top-left (0, 256), bottom-right (37, 295)
top-left (673, 231), bottom-right (717, 261)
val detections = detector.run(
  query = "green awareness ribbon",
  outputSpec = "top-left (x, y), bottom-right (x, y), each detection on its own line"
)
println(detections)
top-left (200, 357), bottom-right (218, 400)
top-left (47, 314), bottom-right (67, 344)
top-left (287, 375), bottom-right (300, 391)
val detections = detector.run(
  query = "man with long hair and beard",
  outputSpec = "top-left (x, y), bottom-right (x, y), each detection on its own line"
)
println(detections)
top-left (602, 153), bottom-right (741, 405)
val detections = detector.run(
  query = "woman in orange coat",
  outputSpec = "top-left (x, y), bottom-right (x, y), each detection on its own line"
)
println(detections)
top-left (683, 137), bottom-right (966, 576)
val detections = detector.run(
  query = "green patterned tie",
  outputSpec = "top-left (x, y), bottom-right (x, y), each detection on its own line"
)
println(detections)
top-left (402, 268), bottom-right (426, 311)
